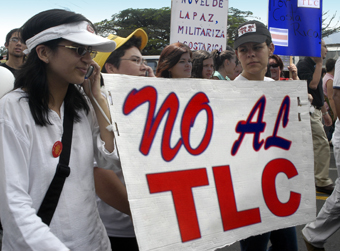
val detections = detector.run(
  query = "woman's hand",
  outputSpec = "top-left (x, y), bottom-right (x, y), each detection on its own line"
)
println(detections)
top-left (145, 65), bottom-right (156, 77)
top-left (288, 64), bottom-right (299, 80)
top-left (82, 60), bottom-right (102, 100)
top-left (82, 60), bottom-right (115, 152)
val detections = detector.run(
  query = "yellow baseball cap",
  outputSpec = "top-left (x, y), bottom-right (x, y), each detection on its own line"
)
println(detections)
top-left (94, 28), bottom-right (148, 71)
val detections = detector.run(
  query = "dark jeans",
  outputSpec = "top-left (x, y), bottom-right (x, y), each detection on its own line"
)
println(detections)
top-left (240, 227), bottom-right (298, 251)
top-left (109, 236), bottom-right (139, 251)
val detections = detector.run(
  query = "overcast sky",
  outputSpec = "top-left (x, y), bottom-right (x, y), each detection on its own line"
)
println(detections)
top-left (0, 0), bottom-right (338, 46)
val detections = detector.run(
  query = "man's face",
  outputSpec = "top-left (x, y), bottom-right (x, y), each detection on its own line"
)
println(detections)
top-left (5, 32), bottom-right (26, 58)
top-left (321, 39), bottom-right (327, 59)
top-left (105, 46), bottom-right (147, 76)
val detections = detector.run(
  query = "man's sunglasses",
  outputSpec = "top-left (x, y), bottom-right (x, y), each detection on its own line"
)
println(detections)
top-left (58, 45), bottom-right (97, 59)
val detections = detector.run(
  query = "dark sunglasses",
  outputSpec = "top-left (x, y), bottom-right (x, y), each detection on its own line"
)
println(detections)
top-left (58, 45), bottom-right (97, 59)
top-left (269, 63), bottom-right (279, 69)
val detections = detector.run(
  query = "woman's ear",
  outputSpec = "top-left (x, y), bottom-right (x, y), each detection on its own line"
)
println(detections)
top-left (36, 45), bottom-right (51, 64)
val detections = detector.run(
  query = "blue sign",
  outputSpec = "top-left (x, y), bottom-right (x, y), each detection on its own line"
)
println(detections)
top-left (268, 0), bottom-right (322, 57)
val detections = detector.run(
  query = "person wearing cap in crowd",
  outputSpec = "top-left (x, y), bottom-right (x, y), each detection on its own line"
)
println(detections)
top-left (297, 39), bottom-right (334, 195)
top-left (0, 9), bottom-right (130, 251)
top-left (95, 29), bottom-right (154, 78)
top-left (233, 20), bottom-right (298, 251)
top-left (93, 28), bottom-right (151, 251)
top-left (0, 28), bottom-right (26, 78)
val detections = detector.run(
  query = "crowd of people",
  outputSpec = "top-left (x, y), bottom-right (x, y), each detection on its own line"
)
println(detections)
top-left (0, 8), bottom-right (339, 251)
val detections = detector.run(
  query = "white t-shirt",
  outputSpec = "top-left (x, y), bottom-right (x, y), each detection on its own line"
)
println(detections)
top-left (234, 74), bottom-right (275, 82)
top-left (97, 169), bottom-right (135, 237)
top-left (331, 58), bottom-right (340, 148)
top-left (0, 89), bottom-right (120, 251)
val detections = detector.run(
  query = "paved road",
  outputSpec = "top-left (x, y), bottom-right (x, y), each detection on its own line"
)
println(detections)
top-left (217, 147), bottom-right (340, 251)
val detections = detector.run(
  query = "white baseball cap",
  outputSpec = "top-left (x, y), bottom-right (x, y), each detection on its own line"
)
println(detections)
top-left (24, 21), bottom-right (116, 54)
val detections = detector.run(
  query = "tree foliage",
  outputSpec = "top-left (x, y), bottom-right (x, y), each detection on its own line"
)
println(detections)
top-left (322, 11), bottom-right (340, 38)
top-left (94, 7), bottom-right (340, 55)
top-left (95, 7), bottom-right (171, 55)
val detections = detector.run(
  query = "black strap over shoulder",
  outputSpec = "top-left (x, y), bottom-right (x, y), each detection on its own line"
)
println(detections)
top-left (37, 107), bottom-right (74, 226)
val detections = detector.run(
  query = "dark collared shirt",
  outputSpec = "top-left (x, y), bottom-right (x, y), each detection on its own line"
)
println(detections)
top-left (0, 62), bottom-right (18, 78)
top-left (297, 57), bottom-right (324, 108)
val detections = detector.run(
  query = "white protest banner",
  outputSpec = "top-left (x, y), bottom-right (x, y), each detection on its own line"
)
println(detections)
top-left (170, 0), bottom-right (228, 52)
top-left (103, 74), bottom-right (316, 251)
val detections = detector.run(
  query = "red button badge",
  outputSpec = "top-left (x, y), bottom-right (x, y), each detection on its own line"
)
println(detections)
top-left (52, 141), bottom-right (63, 158)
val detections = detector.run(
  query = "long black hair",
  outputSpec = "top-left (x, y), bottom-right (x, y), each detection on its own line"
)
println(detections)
top-left (15, 9), bottom-right (93, 126)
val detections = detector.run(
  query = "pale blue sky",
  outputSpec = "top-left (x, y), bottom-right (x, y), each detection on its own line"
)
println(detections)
top-left (1, 0), bottom-right (338, 46)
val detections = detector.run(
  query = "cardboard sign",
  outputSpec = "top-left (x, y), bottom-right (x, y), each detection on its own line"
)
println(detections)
top-left (103, 74), bottom-right (316, 251)
top-left (268, 0), bottom-right (322, 57)
top-left (169, 0), bottom-right (228, 52)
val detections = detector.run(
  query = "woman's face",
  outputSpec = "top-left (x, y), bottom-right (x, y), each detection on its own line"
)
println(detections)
top-left (236, 42), bottom-right (274, 80)
top-left (169, 52), bottom-right (192, 78)
top-left (230, 64), bottom-right (243, 80)
top-left (45, 40), bottom-right (93, 86)
top-left (201, 58), bottom-right (214, 79)
top-left (268, 58), bottom-right (281, 81)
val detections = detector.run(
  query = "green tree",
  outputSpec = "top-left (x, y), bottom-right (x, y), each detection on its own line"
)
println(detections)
top-left (95, 7), bottom-right (171, 55)
top-left (95, 7), bottom-right (340, 54)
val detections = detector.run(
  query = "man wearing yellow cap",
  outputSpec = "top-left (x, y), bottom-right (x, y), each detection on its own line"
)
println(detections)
top-left (95, 28), bottom-right (154, 77)
top-left (94, 28), bottom-right (153, 251)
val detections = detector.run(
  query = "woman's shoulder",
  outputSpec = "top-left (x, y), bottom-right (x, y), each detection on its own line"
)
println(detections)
top-left (1, 88), bottom-right (26, 100)
top-left (0, 89), bottom-right (30, 121)
top-left (1, 88), bottom-right (27, 105)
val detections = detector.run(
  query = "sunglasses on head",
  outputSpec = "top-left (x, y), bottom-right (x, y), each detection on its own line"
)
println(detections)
top-left (269, 63), bottom-right (279, 69)
top-left (58, 45), bottom-right (97, 59)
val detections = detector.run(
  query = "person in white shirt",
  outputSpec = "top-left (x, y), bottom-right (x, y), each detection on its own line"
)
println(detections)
top-left (302, 57), bottom-right (340, 251)
top-left (233, 20), bottom-right (298, 251)
top-left (0, 9), bottom-right (130, 251)
top-left (93, 28), bottom-right (152, 251)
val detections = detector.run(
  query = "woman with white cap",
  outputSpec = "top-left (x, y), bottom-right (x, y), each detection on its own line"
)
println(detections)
top-left (0, 9), bottom-right (129, 251)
